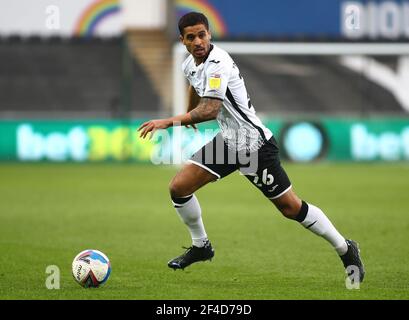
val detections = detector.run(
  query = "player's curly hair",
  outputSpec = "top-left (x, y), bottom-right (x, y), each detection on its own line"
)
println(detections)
top-left (178, 12), bottom-right (209, 36)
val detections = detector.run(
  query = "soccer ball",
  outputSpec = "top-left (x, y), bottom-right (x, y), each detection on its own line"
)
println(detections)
top-left (72, 249), bottom-right (111, 288)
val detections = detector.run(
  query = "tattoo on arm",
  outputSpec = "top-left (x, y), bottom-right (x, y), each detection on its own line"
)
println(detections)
top-left (190, 98), bottom-right (222, 123)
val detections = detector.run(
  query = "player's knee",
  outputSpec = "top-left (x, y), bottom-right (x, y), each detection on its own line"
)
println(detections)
top-left (168, 179), bottom-right (181, 198)
top-left (271, 190), bottom-right (302, 220)
top-left (278, 204), bottom-right (299, 219)
top-left (169, 177), bottom-right (190, 198)
top-left (274, 200), bottom-right (302, 220)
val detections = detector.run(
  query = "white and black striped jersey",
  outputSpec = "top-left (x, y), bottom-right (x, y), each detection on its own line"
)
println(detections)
top-left (182, 44), bottom-right (273, 152)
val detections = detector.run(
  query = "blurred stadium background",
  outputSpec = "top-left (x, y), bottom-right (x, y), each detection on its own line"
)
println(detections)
top-left (1, 0), bottom-right (409, 163)
top-left (1, 0), bottom-right (409, 299)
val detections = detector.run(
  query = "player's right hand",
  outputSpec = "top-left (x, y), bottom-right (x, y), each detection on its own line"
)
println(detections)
top-left (137, 119), bottom-right (171, 139)
top-left (185, 124), bottom-right (198, 131)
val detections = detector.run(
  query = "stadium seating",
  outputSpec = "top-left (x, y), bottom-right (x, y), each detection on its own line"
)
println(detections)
top-left (233, 55), bottom-right (404, 115)
top-left (0, 36), bottom-right (161, 118)
top-left (0, 37), bottom-right (404, 118)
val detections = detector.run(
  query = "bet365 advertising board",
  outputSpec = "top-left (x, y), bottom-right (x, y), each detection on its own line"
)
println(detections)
top-left (1, 119), bottom-right (409, 163)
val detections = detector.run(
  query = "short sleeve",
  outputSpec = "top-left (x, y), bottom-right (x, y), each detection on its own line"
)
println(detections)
top-left (203, 60), bottom-right (232, 101)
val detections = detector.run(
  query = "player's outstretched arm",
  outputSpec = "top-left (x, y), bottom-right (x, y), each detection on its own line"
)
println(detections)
top-left (138, 118), bottom-right (173, 139)
top-left (138, 97), bottom-right (222, 139)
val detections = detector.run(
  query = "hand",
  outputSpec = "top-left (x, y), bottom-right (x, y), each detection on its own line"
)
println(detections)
top-left (184, 123), bottom-right (198, 131)
top-left (137, 119), bottom-right (171, 139)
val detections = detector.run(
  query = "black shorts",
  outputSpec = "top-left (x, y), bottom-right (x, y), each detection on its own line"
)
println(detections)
top-left (188, 133), bottom-right (292, 199)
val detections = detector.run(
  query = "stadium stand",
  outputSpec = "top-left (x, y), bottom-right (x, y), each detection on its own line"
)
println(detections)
top-left (0, 37), bottom-right (405, 119)
top-left (0, 37), bottom-right (162, 119)
top-left (233, 55), bottom-right (405, 116)
top-left (127, 30), bottom-right (173, 114)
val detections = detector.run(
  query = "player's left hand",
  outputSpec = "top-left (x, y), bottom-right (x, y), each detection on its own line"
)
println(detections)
top-left (138, 119), bottom-right (171, 139)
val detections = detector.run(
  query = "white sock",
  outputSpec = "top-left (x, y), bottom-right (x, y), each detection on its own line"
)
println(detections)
top-left (297, 201), bottom-right (348, 255)
top-left (171, 194), bottom-right (208, 248)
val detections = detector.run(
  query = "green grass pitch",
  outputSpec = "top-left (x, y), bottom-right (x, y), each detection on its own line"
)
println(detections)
top-left (0, 162), bottom-right (408, 300)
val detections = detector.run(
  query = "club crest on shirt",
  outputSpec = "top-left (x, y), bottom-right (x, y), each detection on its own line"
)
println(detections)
top-left (209, 74), bottom-right (221, 89)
